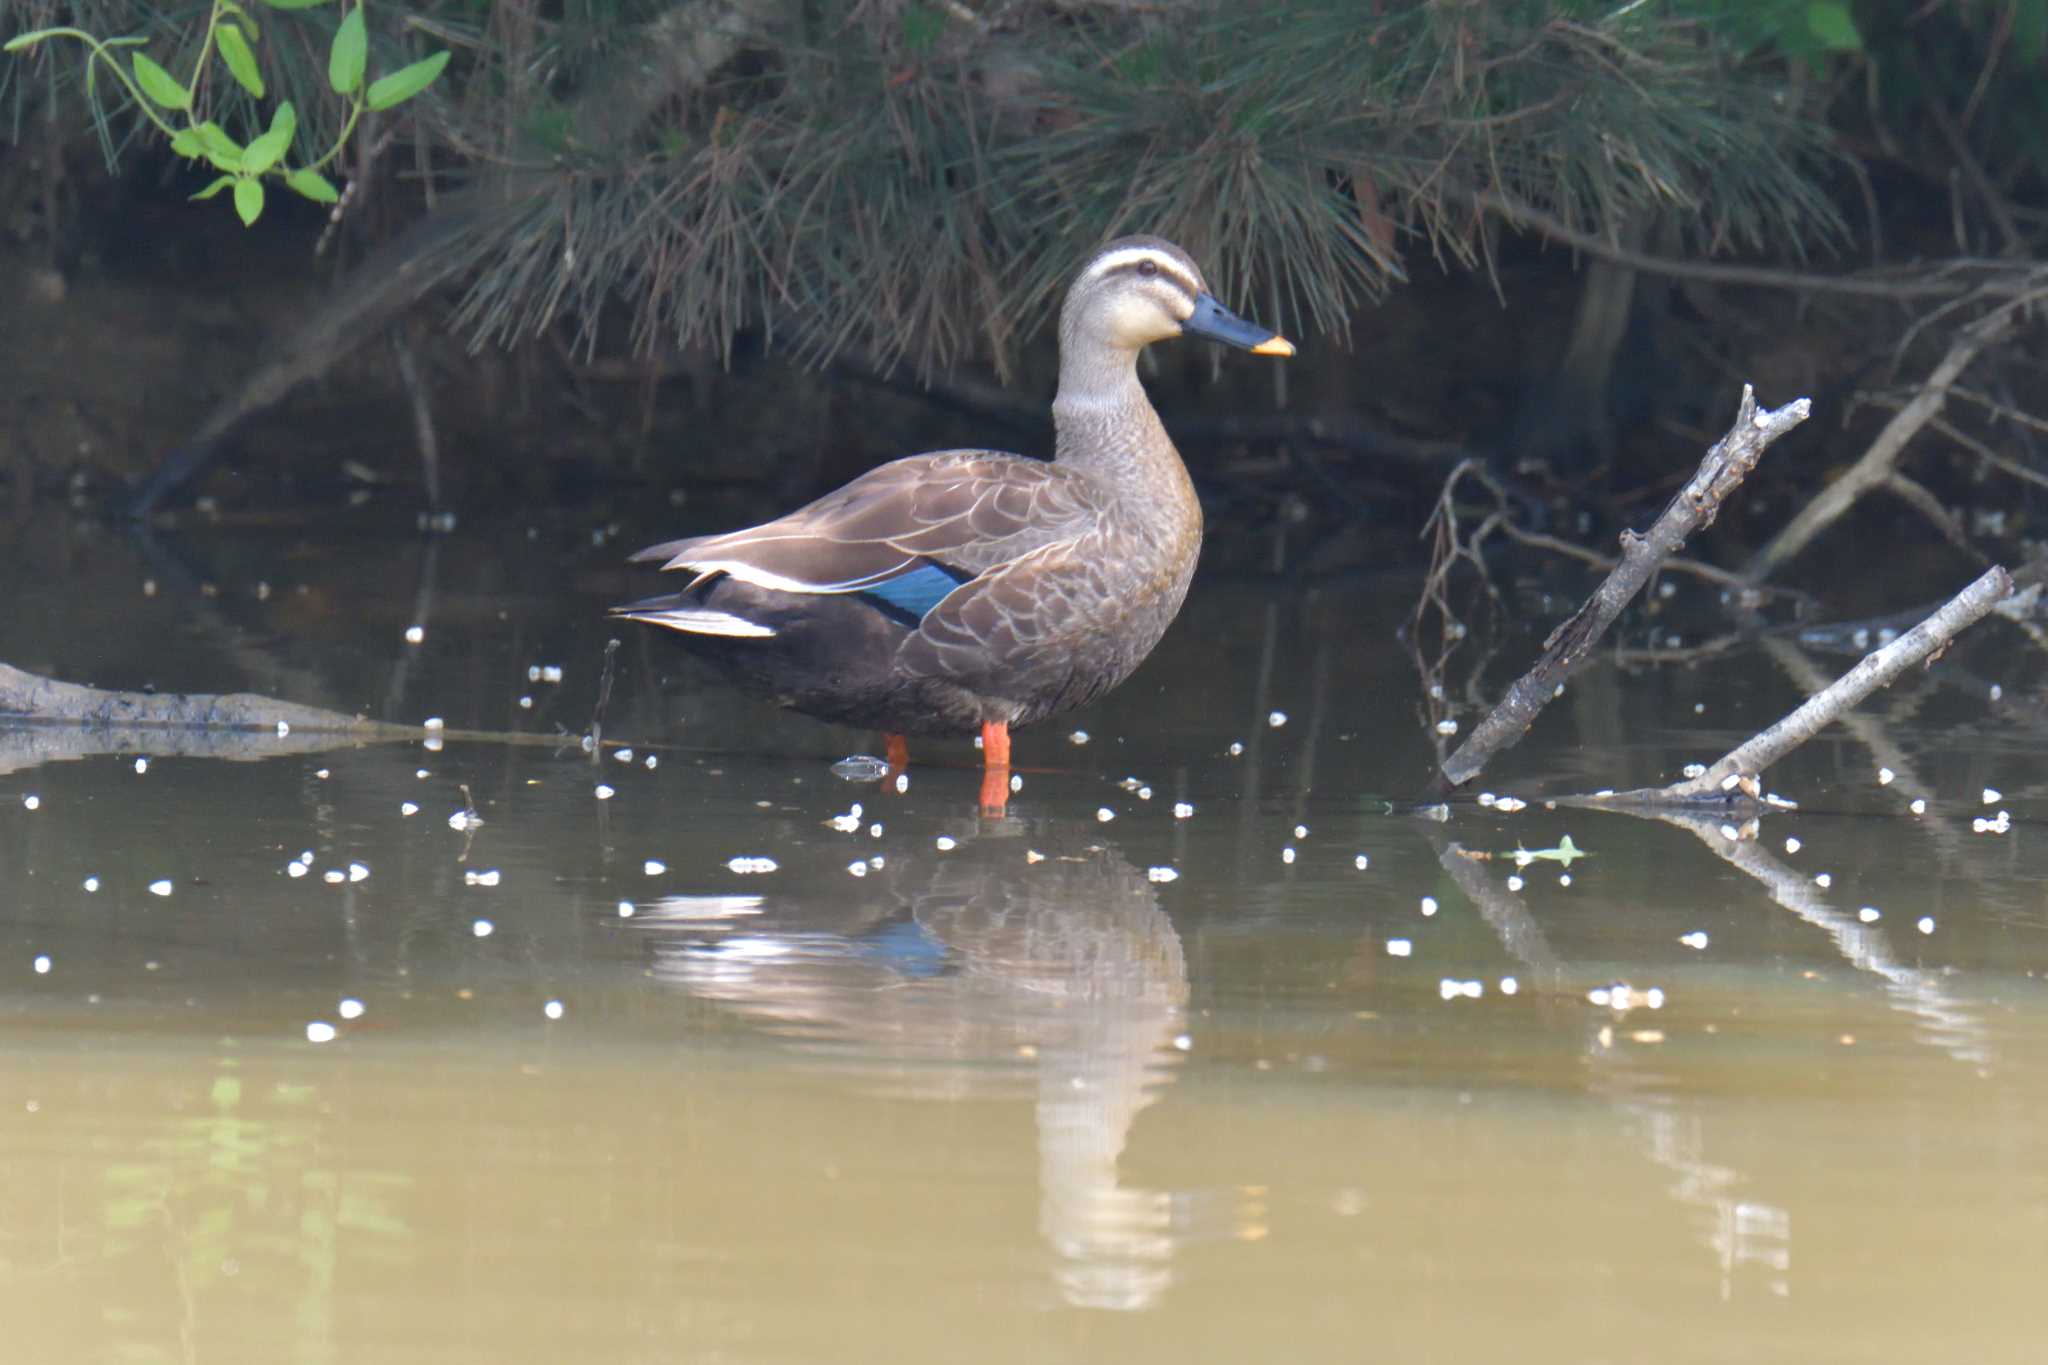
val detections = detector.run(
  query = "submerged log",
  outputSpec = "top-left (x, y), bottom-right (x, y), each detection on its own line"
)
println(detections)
top-left (0, 664), bottom-right (396, 734)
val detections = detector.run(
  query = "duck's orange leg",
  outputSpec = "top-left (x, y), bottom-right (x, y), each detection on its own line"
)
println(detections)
top-left (884, 732), bottom-right (910, 771)
top-left (978, 720), bottom-right (1011, 816)
top-left (979, 720), bottom-right (1011, 768)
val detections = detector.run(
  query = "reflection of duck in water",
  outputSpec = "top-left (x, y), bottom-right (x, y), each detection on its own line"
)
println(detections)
top-left (635, 824), bottom-right (1247, 1310)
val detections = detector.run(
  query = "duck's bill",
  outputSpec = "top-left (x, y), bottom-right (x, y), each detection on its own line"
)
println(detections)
top-left (1184, 293), bottom-right (1296, 357)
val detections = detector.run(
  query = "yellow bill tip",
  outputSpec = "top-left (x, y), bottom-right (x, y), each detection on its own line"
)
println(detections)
top-left (1251, 334), bottom-right (1295, 357)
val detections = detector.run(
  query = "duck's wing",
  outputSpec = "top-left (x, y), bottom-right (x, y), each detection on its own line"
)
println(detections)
top-left (895, 537), bottom-right (1109, 700)
top-left (629, 451), bottom-right (1098, 596)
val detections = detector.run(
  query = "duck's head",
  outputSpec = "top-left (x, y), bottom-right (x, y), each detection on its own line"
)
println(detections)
top-left (1060, 236), bottom-right (1295, 359)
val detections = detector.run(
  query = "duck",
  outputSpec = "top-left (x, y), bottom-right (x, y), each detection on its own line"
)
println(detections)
top-left (613, 236), bottom-right (1293, 795)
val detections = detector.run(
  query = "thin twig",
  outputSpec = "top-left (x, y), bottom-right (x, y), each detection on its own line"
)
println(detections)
top-left (1744, 305), bottom-right (2019, 581)
top-left (1434, 386), bottom-right (1810, 790)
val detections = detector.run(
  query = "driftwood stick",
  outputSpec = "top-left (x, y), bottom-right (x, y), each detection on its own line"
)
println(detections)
top-left (1744, 306), bottom-right (2016, 580)
top-left (1577, 566), bottom-right (2013, 807)
top-left (1436, 386), bottom-right (1811, 790)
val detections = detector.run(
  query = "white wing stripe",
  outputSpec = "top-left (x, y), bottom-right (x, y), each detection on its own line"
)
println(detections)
top-left (676, 557), bottom-right (919, 596)
top-left (614, 607), bottom-right (778, 639)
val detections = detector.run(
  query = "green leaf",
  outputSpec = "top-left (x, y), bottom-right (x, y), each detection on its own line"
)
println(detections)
top-left (215, 23), bottom-right (265, 98)
top-left (285, 166), bottom-right (340, 203)
top-left (329, 6), bottom-right (366, 94)
top-left (260, 0), bottom-right (330, 8)
top-left (365, 50), bottom-right (449, 111)
top-left (1805, 1), bottom-right (1861, 51)
top-left (234, 177), bottom-right (266, 226)
top-left (132, 52), bottom-right (190, 111)
top-left (190, 120), bottom-right (247, 172)
top-left (191, 174), bottom-right (237, 200)
top-left (170, 128), bottom-right (205, 159)
top-left (241, 101), bottom-right (296, 172)
top-left (6, 34), bottom-right (43, 52)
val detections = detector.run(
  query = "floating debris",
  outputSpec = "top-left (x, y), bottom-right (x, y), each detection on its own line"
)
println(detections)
top-left (616, 900), bottom-right (636, 917)
top-left (1680, 931), bottom-right (1709, 950)
top-left (894, 773), bottom-right (909, 794)
top-left (276, 721), bottom-right (291, 738)
top-left (22, 794), bottom-right (39, 811)
top-left (1354, 854), bottom-right (1369, 870)
top-left (401, 802), bottom-right (419, 817)
top-left (306, 1021), bottom-right (337, 1044)
top-left (1878, 767), bottom-right (1895, 785)
top-left (614, 748), bottom-right (635, 764)
top-left (1146, 866), bottom-right (1179, 883)
top-left (448, 809), bottom-right (483, 832)
top-left (1917, 916), bottom-right (1936, 934)
top-left (1174, 802), bottom-right (1195, 819)
top-left (847, 861), bottom-right (868, 877)
top-left (518, 696), bottom-right (534, 709)
top-left (423, 716), bottom-right (446, 731)
top-left (148, 879), bottom-right (173, 897)
top-left (404, 625), bottom-right (425, 645)
top-left (1493, 796), bottom-right (1527, 813)
top-left (1268, 710), bottom-right (1288, 728)
top-left (134, 757), bottom-right (148, 774)
top-left (1439, 978), bottom-right (1483, 1000)
top-left (1506, 874), bottom-right (1524, 891)
top-left (1294, 824), bottom-right (1309, 839)
top-left (1420, 897), bottom-right (1438, 917)
top-left (1910, 798), bottom-right (1927, 815)
top-left (347, 862), bottom-right (369, 883)
top-left (1784, 836), bottom-right (1801, 854)
top-left (643, 859), bottom-right (667, 876)
top-left (1069, 729), bottom-right (1091, 745)
top-left (1096, 807), bottom-right (1116, 823)
top-left (544, 999), bottom-right (565, 1020)
top-left (323, 869), bottom-right (346, 884)
top-left (594, 784), bottom-right (616, 801)
top-left (1982, 787), bottom-right (2002, 805)
top-left (472, 919), bottom-right (495, 937)
top-left (1499, 976), bottom-right (1519, 995)
top-left (465, 870), bottom-right (502, 887)
top-left (1588, 983), bottom-right (1665, 1012)
top-left (1228, 742), bottom-right (1244, 757)
top-left (1434, 718), bottom-right (1458, 736)
top-left (645, 755), bottom-right (659, 769)
top-left (935, 836), bottom-right (957, 851)
top-left (528, 664), bottom-right (565, 684)
top-left (339, 998), bottom-right (365, 1020)
top-left (287, 861), bottom-right (309, 879)
top-left (1973, 810), bottom-right (2012, 834)
top-left (82, 877), bottom-right (99, 893)
top-left (831, 754), bottom-right (891, 782)
top-left (33, 954), bottom-right (51, 975)
top-left (1386, 938), bottom-right (1412, 958)
top-left (1281, 847), bottom-right (1296, 864)
top-left (726, 856), bottom-right (779, 874)
top-left (1858, 907), bottom-right (1881, 923)
top-left (1815, 872), bottom-right (1833, 889)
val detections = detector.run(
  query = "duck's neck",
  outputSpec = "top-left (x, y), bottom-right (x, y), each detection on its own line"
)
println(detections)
top-left (1049, 337), bottom-right (1183, 498)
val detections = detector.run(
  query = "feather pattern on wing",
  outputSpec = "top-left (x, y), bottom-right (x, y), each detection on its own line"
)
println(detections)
top-left (629, 451), bottom-right (1101, 599)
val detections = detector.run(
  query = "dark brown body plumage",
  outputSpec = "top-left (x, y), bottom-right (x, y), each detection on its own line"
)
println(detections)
top-left (614, 236), bottom-right (1287, 743)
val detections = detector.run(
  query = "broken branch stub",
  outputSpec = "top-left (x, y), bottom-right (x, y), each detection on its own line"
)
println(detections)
top-left (1436, 386), bottom-right (1811, 791)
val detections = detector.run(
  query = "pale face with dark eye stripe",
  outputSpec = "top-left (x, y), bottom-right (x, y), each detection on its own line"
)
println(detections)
top-left (1060, 237), bottom-right (1212, 352)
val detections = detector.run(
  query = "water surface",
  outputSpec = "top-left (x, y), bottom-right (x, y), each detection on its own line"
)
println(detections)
top-left (1, 509), bottom-right (2043, 1362)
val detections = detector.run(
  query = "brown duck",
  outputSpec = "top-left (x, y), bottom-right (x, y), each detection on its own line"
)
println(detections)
top-left (614, 237), bottom-right (1292, 796)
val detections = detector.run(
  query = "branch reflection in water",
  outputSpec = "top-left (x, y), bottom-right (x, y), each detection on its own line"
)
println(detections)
top-left (624, 821), bottom-right (1254, 1310)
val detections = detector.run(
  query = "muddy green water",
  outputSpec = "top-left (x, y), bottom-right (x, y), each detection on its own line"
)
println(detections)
top-left (1, 511), bottom-right (2044, 1363)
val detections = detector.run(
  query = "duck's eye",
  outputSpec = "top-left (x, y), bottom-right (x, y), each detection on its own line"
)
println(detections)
top-left (1137, 259), bottom-right (1158, 278)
